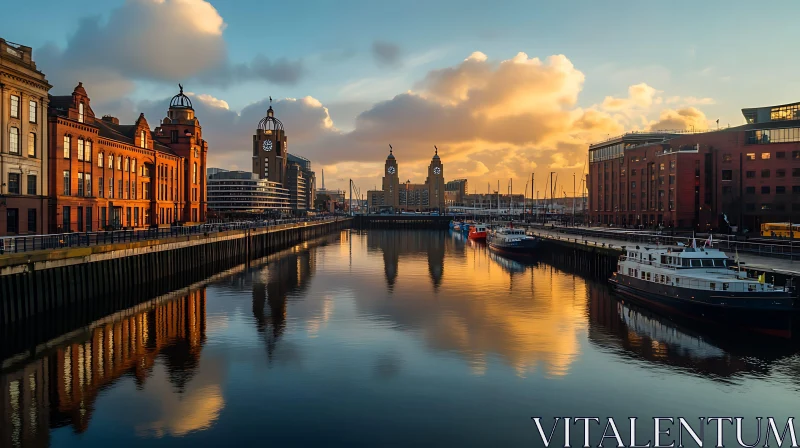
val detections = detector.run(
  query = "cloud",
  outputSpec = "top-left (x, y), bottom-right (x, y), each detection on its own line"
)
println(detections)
top-left (91, 50), bottom-right (712, 194)
top-left (647, 107), bottom-right (709, 131)
top-left (371, 41), bottom-right (402, 67)
top-left (37, 0), bottom-right (303, 103)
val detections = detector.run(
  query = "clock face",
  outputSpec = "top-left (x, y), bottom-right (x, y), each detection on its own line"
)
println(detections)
top-left (263, 140), bottom-right (272, 151)
top-left (387, 166), bottom-right (396, 174)
top-left (433, 167), bottom-right (441, 175)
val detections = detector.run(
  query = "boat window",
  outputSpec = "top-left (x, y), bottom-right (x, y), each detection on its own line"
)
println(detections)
top-left (683, 259), bottom-right (690, 267)
top-left (710, 282), bottom-right (716, 290)
top-left (722, 283), bottom-right (729, 290)
top-left (748, 284), bottom-right (757, 292)
top-left (635, 269), bottom-right (638, 277)
top-left (713, 259), bottom-right (726, 267)
top-left (701, 259), bottom-right (714, 267)
top-left (661, 256), bottom-right (667, 264)
top-left (691, 259), bottom-right (701, 267)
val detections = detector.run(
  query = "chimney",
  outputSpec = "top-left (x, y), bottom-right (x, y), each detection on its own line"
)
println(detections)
top-left (102, 115), bottom-right (119, 125)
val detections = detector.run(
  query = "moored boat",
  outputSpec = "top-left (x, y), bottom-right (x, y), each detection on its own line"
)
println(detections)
top-left (487, 225), bottom-right (539, 254)
top-left (609, 241), bottom-right (796, 338)
top-left (468, 224), bottom-right (488, 241)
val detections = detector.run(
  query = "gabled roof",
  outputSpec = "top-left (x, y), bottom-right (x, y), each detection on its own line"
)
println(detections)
top-left (95, 119), bottom-right (177, 156)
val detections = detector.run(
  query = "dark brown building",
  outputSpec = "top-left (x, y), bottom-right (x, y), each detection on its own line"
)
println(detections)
top-left (588, 102), bottom-right (800, 231)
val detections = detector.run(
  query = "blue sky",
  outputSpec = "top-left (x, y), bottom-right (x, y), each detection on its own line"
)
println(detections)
top-left (3, 0), bottom-right (798, 192)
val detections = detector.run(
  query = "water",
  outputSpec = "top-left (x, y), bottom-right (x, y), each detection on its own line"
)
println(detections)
top-left (3, 230), bottom-right (800, 447)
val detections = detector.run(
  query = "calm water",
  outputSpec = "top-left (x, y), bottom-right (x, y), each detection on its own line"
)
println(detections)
top-left (4, 230), bottom-right (800, 447)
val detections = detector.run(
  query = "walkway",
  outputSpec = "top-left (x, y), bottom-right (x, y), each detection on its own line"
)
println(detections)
top-left (0, 217), bottom-right (340, 255)
top-left (529, 227), bottom-right (800, 276)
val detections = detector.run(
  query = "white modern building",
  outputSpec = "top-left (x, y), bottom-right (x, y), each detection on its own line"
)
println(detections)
top-left (207, 169), bottom-right (290, 213)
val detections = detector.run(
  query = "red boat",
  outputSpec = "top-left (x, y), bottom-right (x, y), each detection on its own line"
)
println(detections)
top-left (468, 224), bottom-right (488, 241)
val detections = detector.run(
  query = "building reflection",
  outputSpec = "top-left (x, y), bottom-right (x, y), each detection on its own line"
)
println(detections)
top-left (368, 231), bottom-right (446, 290)
top-left (0, 290), bottom-right (206, 446)
top-left (251, 246), bottom-right (316, 358)
top-left (586, 285), bottom-right (788, 378)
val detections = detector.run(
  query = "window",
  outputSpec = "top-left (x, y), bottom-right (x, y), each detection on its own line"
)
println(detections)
top-left (118, 180), bottom-right (123, 199)
top-left (794, 186), bottom-right (800, 194)
top-left (98, 153), bottom-right (104, 167)
top-left (63, 171), bottom-right (71, 195)
top-left (9, 127), bottom-right (20, 155)
top-left (109, 179), bottom-right (114, 198)
top-left (85, 174), bottom-right (91, 197)
top-left (746, 153), bottom-right (756, 160)
top-left (99, 177), bottom-right (104, 198)
top-left (722, 186), bottom-right (732, 194)
top-left (746, 170), bottom-right (756, 178)
top-left (722, 170), bottom-right (732, 181)
top-left (77, 207), bottom-right (84, 232)
top-left (171, 130), bottom-right (178, 143)
top-left (77, 139), bottom-right (85, 161)
top-left (27, 175), bottom-right (36, 195)
top-left (659, 163), bottom-right (665, 171)
top-left (117, 156), bottom-right (122, 171)
top-left (77, 172), bottom-right (84, 197)
top-left (29, 100), bottom-right (37, 123)
top-left (777, 169), bottom-right (786, 178)
top-left (7, 209), bottom-right (18, 234)
top-left (761, 153), bottom-right (771, 160)
top-left (777, 186), bottom-right (786, 194)
top-left (27, 132), bottom-right (35, 157)
top-left (27, 209), bottom-right (36, 233)
top-left (64, 136), bottom-right (71, 159)
top-left (761, 186), bottom-right (770, 194)
top-left (10, 95), bottom-right (19, 118)
top-left (140, 130), bottom-right (146, 149)
top-left (8, 173), bottom-right (20, 194)
top-left (762, 169), bottom-right (770, 178)
top-left (125, 158), bottom-right (129, 172)
top-left (86, 140), bottom-right (92, 161)
top-left (134, 207), bottom-right (139, 226)
top-left (723, 153), bottom-right (732, 162)
top-left (125, 181), bottom-right (129, 199)
top-left (631, 181), bottom-right (636, 189)
top-left (631, 169), bottom-right (637, 175)
top-left (143, 182), bottom-right (150, 200)
top-left (794, 168), bottom-right (800, 177)
top-left (193, 162), bottom-right (198, 184)
top-left (669, 160), bottom-right (676, 170)
top-left (78, 103), bottom-right (84, 123)
top-left (108, 154), bottom-right (114, 169)
top-left (669, 175), bottom-right (675, 185)
top-left (710, 283), bottom-right (716, 290)
top-left (132, 159), bottom-right (136, 174)
top-left (794, 151), bottom-right (800, 159)
top-left (62, 206), bottom-right (70, 232)
top-left (777, 152), bottom-right (786, 159)
top-left (746, 186), bottom-right (755, 194)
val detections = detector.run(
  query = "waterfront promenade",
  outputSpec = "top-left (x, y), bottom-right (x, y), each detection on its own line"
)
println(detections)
top-left (528, 226), bottom-right (800, 276)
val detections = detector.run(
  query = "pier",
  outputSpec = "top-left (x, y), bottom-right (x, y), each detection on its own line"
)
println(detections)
top-left (0, 218), bottom-right (351, 325)
top-left (354, 214), bottom-right (451, 230)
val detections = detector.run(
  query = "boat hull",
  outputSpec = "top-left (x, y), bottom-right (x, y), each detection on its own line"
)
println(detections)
top-left (609, 275), bottom-right (795, 339)
top-left (468, 231), bottom-right (487, 241)
top-left (487, 238), bottom-right (540, 254)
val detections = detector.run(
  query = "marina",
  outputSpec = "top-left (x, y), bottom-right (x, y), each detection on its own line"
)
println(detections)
top-left (4, 229), bottom-right (800, 446)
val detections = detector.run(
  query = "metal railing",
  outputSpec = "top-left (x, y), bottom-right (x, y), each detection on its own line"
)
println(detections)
top-left (0, 217), bottom-right (340, 255)
top-left (528, 225), bottom-right (800, 259)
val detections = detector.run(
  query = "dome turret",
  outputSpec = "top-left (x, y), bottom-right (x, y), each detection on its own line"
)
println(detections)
top-left (169, 84), bottom-right (193, 110)
top-left (258, 97), bottom-right (284, 132)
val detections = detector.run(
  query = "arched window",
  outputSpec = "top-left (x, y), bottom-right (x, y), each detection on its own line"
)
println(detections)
top-left (193, 162), bottom-right (197, 184)
top-left (78, 103), bottom-right (85, 123)
top-left (124, 157), bottom-right (129, 172)
top-left (132, 159), bottom-right (136, 174)
top-left (140, 130), bottom-right (146, 149)
top-left (86, 140), bottom-right (92, 160)
top-left (98, 152), bottom-right (104, 168)
top-left (108, 154), bottom-right (114, 169)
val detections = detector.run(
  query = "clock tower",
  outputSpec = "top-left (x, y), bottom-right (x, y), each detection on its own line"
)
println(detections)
top-left (427, 146), bottom-right (445, 210)
top-left (382, 145), bottom-right (400, 209)
top-left (253, 99), bottom-right (287, 184)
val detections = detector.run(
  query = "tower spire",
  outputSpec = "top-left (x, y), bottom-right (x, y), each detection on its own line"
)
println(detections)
top-left (389, 144), bottom-right (393, 155)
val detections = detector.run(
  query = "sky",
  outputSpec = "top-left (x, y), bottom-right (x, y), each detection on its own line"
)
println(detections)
top-left (3, 0), bottom-right (800, 196)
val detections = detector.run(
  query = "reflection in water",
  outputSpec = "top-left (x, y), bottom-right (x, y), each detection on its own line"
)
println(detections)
top-left (1, 291), bottom-right (207, 446)
top-left (3, 230), bottom-right (800, 446)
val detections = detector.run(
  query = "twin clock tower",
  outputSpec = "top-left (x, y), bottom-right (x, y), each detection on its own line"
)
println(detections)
top-left (380, 145), bottom-right (445, 211)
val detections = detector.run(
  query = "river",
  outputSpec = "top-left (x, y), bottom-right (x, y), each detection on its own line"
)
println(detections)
top-left (3, 230), bottom-right (800, 446)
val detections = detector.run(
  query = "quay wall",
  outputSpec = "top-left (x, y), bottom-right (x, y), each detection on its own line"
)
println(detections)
top-left (0, 219), bottom-right (351, 326)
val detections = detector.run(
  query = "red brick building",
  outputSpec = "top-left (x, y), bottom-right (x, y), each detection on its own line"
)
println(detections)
top-left (588, 102), bottom-right (800, 231)
top-left (47, 83), bottom-right (207, 232)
